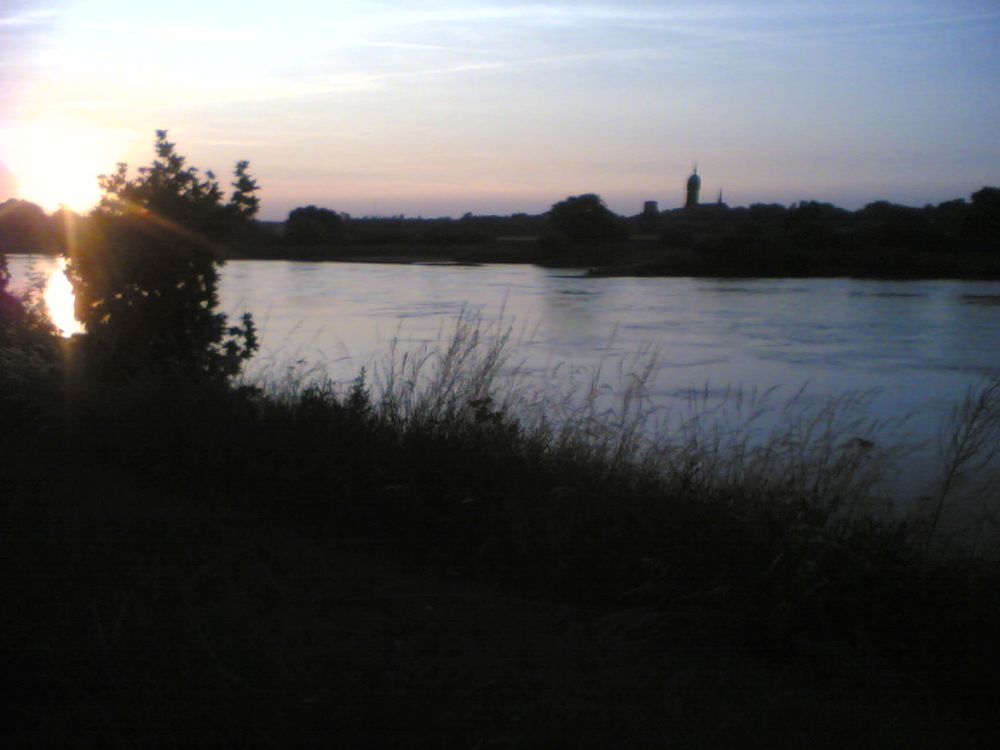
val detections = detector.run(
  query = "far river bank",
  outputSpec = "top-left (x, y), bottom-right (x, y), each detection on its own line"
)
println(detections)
top-left (226, 239), bottom-right (1000, 280)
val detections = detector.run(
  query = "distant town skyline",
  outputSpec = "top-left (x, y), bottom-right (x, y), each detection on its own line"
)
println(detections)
top-left (2, 1), bottom-right (998, 220)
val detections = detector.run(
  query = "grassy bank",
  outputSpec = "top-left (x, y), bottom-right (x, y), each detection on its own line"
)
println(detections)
top-left (3, 321), bottom-right (1000, 746)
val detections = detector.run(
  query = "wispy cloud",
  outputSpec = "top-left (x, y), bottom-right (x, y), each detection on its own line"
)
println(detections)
top-left (382, 3), bottom-right (766, 27)
top-left (354, 40), bottom-right (470, 53)
top-left (0, 4), bottom-right (62, 109)
top-left (786, 11), bottom-right (1000, 39)
top-left (228, 60), bottom-right (512, 103)
top-left (81, 20), bottom-right (256, 43)
top-left (0, 8), bottom-right (58, 27)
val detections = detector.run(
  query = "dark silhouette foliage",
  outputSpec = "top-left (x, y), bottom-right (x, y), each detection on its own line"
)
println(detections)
top-left (547, 193), bottom-right (629, 243)
top-left (0, 255), bottom-right (58, 437)
top-left (638, 201), bottom-right (661, 234)
top-left (234, 186), bottom-right (1000, 275)
top-left (230, 160), bottom-right (261, 223)
top-left (285, 205), bottom-right (345, 245)
top-left (0, 254), bottom-right (15, 312)
top-left (784, 201), bottom-right (849, 251)
top-left (68, 130), bottom-right (258, 379)
top-left (626, 189), bottom-right (1000, 277)
top-left (0, 198), bottom-right (55, 252)
top-left (0, 254), bottom-right (22, 342)
top-left (855, 201), bottom-right (940, 251)
top-left (0, 254), bottom-right (57, 348)
top-left (963, 187), bottom-right (1000, 249)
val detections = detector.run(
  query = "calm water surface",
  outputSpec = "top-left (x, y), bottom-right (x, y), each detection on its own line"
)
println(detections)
top-left (10, 255), bottom-right (1000, 469)
top-left (217, 261), bottom-right (999, 412)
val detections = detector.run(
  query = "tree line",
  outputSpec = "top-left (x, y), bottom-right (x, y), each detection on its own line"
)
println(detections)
top-left (270, 189), bottom-right (1000, 256)
top-left (2, 151), bottom-right (998, 274)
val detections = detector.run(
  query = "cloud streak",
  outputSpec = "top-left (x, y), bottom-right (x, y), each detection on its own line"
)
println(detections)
top-left (0, 8), bottom-right (58, 27)
top-left (80, 20), bottom-right (257, 43)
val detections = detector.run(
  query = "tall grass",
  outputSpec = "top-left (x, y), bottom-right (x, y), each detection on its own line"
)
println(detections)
top-left (247, 309), bottom-right (1000, 555)
top-left (921, 377), bottom-right (1000, 557)
top-left (6, 305), bottom-right (999, 630)
top-left (4, 307), bottom-right (1000, 743)
top-left (233, 314), bottom-right (1000, 664)
top-left (259, 312), bottom-right (996, 529)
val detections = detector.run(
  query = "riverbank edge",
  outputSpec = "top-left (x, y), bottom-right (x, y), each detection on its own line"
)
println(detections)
top-left (3, 329), bottom-right (1000, 744)
top-left (231, 241), bottom-right (1000, 280)
top-left (10, 243), bottom-right (1000, 280)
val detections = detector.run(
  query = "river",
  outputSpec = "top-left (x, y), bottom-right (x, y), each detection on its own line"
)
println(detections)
top-left (8, 255), bottom-right (1000, 491)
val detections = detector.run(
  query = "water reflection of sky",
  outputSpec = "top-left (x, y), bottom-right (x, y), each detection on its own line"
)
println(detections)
top-left (11, 255), bottom-right (1000, 394)
top-left (8, 256), bottom-right (1000, 493)
top-left (214, 262), bottom-right (1000, 410)
top-left (225, 263), bottom-right (1000, 490)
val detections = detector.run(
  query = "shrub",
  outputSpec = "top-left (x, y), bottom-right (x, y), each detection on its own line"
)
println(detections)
top-left (67, 131), bottom-right (259, 380)
top-left (285, 205), bottom-right (345, 245)
top-left (547, 194), bottom-right (629, 243)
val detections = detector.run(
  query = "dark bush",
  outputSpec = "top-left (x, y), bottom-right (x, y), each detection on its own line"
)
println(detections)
top-left (67, 130), bottom-right (259, 381)
top-left (285, 205), bottom-right (345, 245)
top-left (548, 194), bottom-right (629, 243)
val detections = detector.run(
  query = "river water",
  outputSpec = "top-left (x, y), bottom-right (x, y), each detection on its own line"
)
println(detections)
top-left (9, 255), bottom-right (1000, 490)
top-left (219, 261), bottom-right (998, 416)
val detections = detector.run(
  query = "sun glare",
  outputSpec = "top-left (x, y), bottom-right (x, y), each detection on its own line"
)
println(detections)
top-left (44, 258), bottom-right (84, 337)
top-left (1, 119), bottom-right (123, 213)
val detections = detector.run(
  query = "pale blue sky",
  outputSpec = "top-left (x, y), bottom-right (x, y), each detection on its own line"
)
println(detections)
top-left (1, 0), bottom-right (998, 218)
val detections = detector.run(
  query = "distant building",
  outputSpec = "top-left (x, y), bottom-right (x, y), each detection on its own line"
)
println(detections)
top-left (685, 165), bottom-right (701, 209)
top-left (639, 200), bottom-right (661, 233)
top-left (643, 166), bottom-right (726, 216)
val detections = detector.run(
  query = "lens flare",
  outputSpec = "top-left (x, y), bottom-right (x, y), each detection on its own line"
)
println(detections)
top-left (1, 119), bottom-right (123, 213)
top-left (44, 258), bottom-right (84, 337)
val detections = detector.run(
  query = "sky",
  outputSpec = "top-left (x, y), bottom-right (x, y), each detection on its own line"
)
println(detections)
top-left (1, 0), bottom-right (998, 219)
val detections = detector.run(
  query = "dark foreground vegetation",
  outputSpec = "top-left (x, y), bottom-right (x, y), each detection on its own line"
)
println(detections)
top-left (2, 134), bottom-right (1000, 746)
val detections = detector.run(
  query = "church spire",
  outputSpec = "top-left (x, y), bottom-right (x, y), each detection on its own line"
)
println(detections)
top-left (685, 163), bottom-right (701, 209)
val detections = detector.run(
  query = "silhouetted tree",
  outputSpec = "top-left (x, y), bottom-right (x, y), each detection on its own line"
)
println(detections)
top-left (963, 187), bottom-right (1000, 248)
top-left (926, 199), bottom-right (968, 239)
top-left (226, 160), bottom-right (262, 245)
top-left (0, 199), bottom-right (55, 252)
top-left (230, 160), bottom-right (260, 221)
top-left (746, 203), bottom-right (788, 226)
top-left (785, 201), bottom-right (848, 251)
top-left (638, 201), bottom-right (661, 234)
top-left (0, 255), bottom-right (20, 337)
top-left (856, 201), bottom-right (939, 251)
top-left (547, 194), bottom-right (628, 243)
top-left (0, 253), bottom-right (57, 350)
top-left (68, 130), bottom-right (258, 380)
top-left (285, 205), bottom-right (344, 245)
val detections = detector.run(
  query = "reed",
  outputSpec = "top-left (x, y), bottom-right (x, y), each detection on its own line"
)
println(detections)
top-left (3, 308), bottom-right (1000, 744)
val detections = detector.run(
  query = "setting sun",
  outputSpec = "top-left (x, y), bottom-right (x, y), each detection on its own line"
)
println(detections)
top-left (1, 119), bottom-right (123, 213)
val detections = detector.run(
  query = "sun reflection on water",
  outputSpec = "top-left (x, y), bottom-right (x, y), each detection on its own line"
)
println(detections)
top-left (44, 258), bottom-right (84, 337)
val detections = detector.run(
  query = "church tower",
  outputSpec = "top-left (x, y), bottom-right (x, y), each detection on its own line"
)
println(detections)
top-left (685, 165), bottom-right (701, 209)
